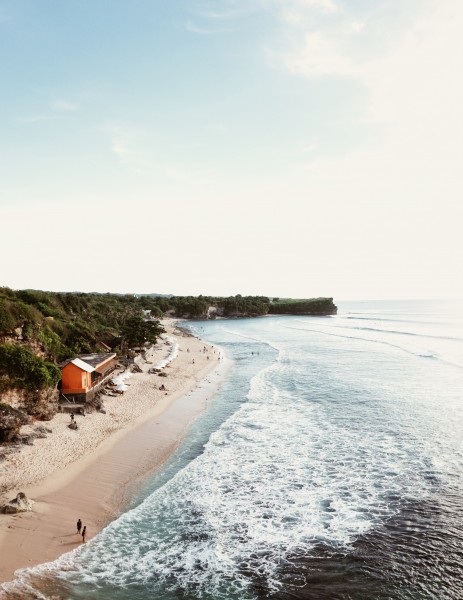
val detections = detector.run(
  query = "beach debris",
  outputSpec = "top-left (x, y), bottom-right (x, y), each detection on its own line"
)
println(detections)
top-left (1, 492), bottom-right (34, 514)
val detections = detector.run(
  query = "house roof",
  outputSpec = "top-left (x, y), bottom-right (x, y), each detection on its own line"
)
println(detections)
top-left (70, 358), bottom-right (95, 373)
top-left (60, 352), bottom-right (117, 372)
top-left (76, 353), bottom-right (116, 369)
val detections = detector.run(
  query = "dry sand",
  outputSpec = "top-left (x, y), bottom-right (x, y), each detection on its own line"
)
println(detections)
top-left (0, 319), bottom-right (229, 585)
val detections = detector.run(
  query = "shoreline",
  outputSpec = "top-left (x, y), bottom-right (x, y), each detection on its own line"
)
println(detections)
top-left (0, 320), bottom-right (230, 586)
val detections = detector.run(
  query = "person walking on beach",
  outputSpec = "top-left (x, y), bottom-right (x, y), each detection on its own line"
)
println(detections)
top-left (81, 525), bottom-right (87, 543)
top-left (76, 518), bottom-right (82, 534)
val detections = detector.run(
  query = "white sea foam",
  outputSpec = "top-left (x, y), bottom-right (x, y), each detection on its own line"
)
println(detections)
top-left (6, 306), bottom-right (463, 599)
top-left (15, 361), bottom-right (437, 598)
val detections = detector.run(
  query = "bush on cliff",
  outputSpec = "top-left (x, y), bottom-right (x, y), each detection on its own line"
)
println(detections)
top-left (0, 344), bottom-right (61, 391)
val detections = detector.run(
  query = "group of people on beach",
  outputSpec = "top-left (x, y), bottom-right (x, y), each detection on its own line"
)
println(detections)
top-left (190, 345), bottom-right (223, 364)
top-left (76, 518), bottom-right (87, 543)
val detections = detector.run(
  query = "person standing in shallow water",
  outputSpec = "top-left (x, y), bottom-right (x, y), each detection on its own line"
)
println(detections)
top-left (76, 518), bottom-right (82, 534)
top-left (81, 525), bottom-right (87, 543)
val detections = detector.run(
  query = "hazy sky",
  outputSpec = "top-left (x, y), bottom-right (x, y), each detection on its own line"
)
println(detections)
top-left (1, 0), bottom-right (462, 300)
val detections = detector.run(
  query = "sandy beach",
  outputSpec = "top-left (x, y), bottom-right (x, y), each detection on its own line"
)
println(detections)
top-left (0, 320), bottom-right (228, 586)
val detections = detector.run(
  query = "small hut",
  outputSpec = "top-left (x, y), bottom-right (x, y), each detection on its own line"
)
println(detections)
top-left (60, 352), bottom-right (117, 405)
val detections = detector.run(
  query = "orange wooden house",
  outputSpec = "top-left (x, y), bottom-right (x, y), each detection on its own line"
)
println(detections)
top-left (60, 352), bottom-right (117, 403)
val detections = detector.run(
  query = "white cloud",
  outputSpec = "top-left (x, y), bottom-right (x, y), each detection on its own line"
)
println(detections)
top-left (198, 6), bottom-right (257, 20)
top-left (285, 30), bottom-right (355, 77)
top-left (103, 123), bottom-right (148, 171)
top-left (260, 0), bottom-right (463, 299)
top-left (300, 141), bottom-right (318, 153)
top-left (51, 99), bottom-right (79, 111)
top-left (18, 115), bottom-right (54, 124)
top-left (280, 0), bottom-right (339, 18)
top-left (184, 20), bottom-right (232, 34)
top-left (111, 140), bottom-right (130, 157)
top-left (262, 0), bottom-right (340, 27)
top-left (350, 20), bottom-right (365, 34)
top-left (196, 0), bottom-right (337, 28)
top-left (102, 122), bottom-right (213, 183)
top-left (273, 0), bottom-right (463, 156)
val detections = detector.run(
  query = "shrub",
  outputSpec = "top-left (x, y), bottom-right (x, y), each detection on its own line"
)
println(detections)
top-left (0, 343), bottom-right (61, 390)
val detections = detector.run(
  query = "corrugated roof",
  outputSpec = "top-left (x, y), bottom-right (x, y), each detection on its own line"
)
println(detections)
top-left (70, 358), bottom-right (95, 373)
top-left (76, 353), bottom-right (116, 368)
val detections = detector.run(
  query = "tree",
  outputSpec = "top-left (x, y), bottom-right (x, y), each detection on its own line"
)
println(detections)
top-left (121, 316), bottom-right (164, 348)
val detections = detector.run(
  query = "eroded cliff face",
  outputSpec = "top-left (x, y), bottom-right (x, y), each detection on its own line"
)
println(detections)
top-left (0, 403), bottom-right (30, 443)
top-left (0, 326), bottom-right (48, 358)
top-left (0, 324), bottom-right (59, 437)
top-left (0, 387), bottom-right (59, 420)
top-left (0, 387), bottom-right (58, 445)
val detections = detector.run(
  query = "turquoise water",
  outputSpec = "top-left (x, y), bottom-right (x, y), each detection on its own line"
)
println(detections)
top-left (3, 300), bottom-right (463, 599)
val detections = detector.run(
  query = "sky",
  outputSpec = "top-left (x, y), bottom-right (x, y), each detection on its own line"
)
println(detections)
top-left (1, 0), bottom-right (462, 300)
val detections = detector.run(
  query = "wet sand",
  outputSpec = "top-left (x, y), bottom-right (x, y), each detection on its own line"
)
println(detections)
top-left (0, 320), bottom-right (229, 585)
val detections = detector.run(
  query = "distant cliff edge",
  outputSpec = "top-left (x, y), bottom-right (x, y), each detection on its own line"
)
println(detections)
top-left (0, 289), bottom-right (336, 440)
top-left (166, 296), bottom-right (338, 319)
top-left (268, 297), bottom-right (337, 316)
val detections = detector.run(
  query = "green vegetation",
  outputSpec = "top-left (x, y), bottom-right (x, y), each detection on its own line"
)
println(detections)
top-left (139, 294), bottom-right (336, 318)
top-left (0, 287), bottom-right (336, 395)
top-left (133, 294), bottom-right (272, 318)
top-left (0, 287), bottom-right (170, 394)
top-left (268, 297), bottom-right (337, 315)
top-left (0, 343), bottom-right (61, 391)
top-left (144, 294), bottom-right (272, 318)
top-left (220, 295), bottom-right (270, 317)
top-left (121, 316), bottom-right (164, 348)
top-left (0, 287), bottom-right (166, 362)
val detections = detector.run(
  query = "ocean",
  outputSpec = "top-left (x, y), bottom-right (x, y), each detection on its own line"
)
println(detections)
top-left (3, 300), bottom-right (463, 600)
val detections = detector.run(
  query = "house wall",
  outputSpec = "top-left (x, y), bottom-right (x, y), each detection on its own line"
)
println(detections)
top-left (61, 363), bottom-right (91, 394)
